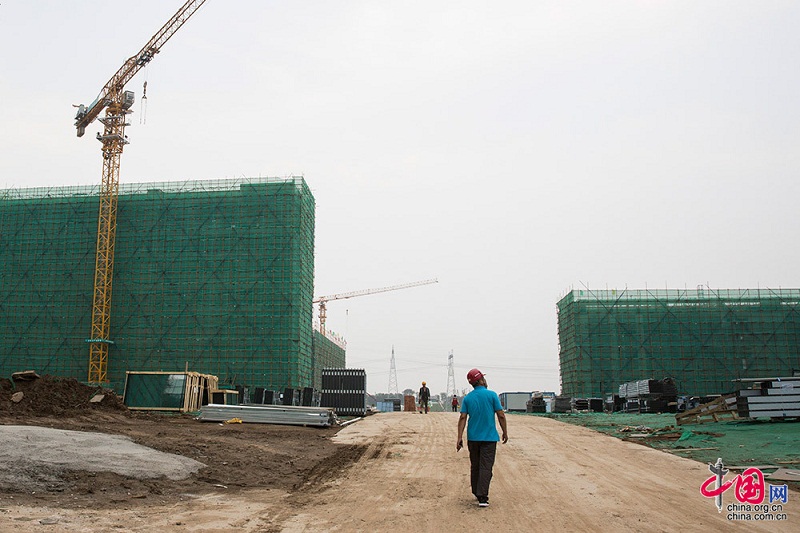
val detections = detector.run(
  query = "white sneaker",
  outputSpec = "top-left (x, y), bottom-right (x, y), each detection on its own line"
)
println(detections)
top-left (478, 502), bottom-right (489, 508)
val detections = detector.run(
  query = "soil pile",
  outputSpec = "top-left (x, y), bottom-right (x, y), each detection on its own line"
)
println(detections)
top-left (0, 374), bottom-right (127, 416)
top-left (0, 374), bottom-right (357, 511)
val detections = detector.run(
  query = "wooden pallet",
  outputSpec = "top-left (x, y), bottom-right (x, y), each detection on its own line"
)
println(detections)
top-left (675, 394), bottom-right (739, 425)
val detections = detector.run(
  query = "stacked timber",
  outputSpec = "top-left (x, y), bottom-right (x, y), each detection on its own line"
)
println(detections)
top-left (736, 378), bottom-right (800, 420)
top-left (198, 404), bottom-right (336, 427)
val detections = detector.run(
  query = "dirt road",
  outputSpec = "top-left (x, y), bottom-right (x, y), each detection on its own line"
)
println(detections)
top-left (282, 412), bottom-right (797, 532)
top-left (1, 412), bottom-right (796, 532)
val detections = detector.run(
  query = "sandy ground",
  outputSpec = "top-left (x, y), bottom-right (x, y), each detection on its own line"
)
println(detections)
top-left (0, 412), bottom-right (797, 532)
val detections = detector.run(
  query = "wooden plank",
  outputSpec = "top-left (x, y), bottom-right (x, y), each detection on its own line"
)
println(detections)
top-left (677, 395), bottom-right (730, 418)
top-left (676, 394), bottom-right (738, 425)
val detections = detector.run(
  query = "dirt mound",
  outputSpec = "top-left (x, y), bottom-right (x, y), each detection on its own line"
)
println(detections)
top-left (0, 374), bottom-right (127, 416)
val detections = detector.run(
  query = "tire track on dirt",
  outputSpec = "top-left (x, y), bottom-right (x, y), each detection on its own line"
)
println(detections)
top-left (275, 413), bottom-right (797, 532)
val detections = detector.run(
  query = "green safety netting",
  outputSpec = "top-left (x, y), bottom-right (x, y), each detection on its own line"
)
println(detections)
top-left (557, 288), bottom-right (800, 397)
top-left (0, 177), bottom-right (343, 393)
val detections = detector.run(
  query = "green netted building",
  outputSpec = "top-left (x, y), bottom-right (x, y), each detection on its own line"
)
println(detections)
top-left (557, 288), bottom-right (800, 397)
top-left (0, 177), bottom-right (345, 393)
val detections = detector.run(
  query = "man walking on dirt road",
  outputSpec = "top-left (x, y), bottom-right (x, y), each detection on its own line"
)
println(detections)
top-left (456, 368), bottom-right (507, 507)
top-left (418, 381), bottom-right (431, 413)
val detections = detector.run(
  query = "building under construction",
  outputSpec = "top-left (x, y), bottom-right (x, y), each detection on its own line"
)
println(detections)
top-left (557, 287), bottom-right (800, 397)
top-left (0, 176), bottom-right (345, 393)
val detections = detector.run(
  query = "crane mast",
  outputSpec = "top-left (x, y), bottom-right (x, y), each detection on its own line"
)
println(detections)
top-left (313, 279), bottom-right (438, 335)
top-left (77, 0), bottom-right (209, 383)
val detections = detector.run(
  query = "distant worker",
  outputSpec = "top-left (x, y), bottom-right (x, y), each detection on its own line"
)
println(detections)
top-left (418, 381), bottom-right (431, 414)
top-left (451, 395), bottom-right (459, 412)
top-left (456, 368), bottom-right (508, 508)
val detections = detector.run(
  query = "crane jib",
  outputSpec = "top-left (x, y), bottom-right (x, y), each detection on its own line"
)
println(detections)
top-left (74, 0), bottom-right (208, 137)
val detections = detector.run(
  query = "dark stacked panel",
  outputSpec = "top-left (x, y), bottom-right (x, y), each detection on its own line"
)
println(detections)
top-left (618, 378), bottom-right (678, 413)
top-left (283, 388), bottom-right (300, 406)
top-left (552, 396), bottom-right (572, 413)
top-left (320, 368), bottom-right (367, 416)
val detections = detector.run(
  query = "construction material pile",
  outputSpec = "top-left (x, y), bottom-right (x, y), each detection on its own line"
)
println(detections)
top-left (198, 403), bottom-right (336, 427)
top-left (0, 372), bottom-right (127, 416)
top-left (527, 393), bottom-right (546, 413)
top-left (736, 377), bottom-right (800, 419)
top-left (552, 396), bottom-right (572, 413)
top-left (320, 368), bottom-right (367, 416)
top-left (619, 377), bottom-right (678, 413)
top-left (676, 395), bottom-right (738, 425)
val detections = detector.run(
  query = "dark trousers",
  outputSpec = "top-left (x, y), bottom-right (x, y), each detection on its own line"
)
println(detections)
top-left (467, 441), bottom-right (497, 502)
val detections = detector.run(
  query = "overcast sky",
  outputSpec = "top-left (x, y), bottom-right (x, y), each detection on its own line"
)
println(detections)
top-left (2, 1), bottom-right (799, 396)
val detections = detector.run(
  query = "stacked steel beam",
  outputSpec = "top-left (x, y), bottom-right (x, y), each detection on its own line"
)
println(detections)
top-left (198, 404), bottom-right (336, 427)
top-left (736, 378), bottom-right (800, 419)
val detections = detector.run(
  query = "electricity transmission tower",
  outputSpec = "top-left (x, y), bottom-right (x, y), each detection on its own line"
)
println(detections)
top-left (446, 350), bottom-right (456, 397)
top-left (388, 345), bottom-right (399, 395)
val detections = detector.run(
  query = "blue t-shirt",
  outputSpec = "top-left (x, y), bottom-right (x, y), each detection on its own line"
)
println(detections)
top-left (460, 386), bottom-right (502, 442)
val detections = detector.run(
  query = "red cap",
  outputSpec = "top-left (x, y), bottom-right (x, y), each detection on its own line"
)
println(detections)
top-left (466, 368), bottom-right (484, 385)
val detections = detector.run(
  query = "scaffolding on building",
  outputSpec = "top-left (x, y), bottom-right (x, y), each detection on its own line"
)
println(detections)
top-left (557, 287), bottom-right (800, 398)
top-left (0, 176), bottom-right (344, 392)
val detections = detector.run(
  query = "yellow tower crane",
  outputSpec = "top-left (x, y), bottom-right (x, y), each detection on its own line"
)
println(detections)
top-left (75, 1), bottom-right (210, 383)
top-left (313, 279), bottom-right (439, 336)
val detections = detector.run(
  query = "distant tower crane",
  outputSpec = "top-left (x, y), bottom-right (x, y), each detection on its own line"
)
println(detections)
top-left (74, 0), bottom-right (210, 383)
top-left (313, 278), bottom-right (438, 336)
